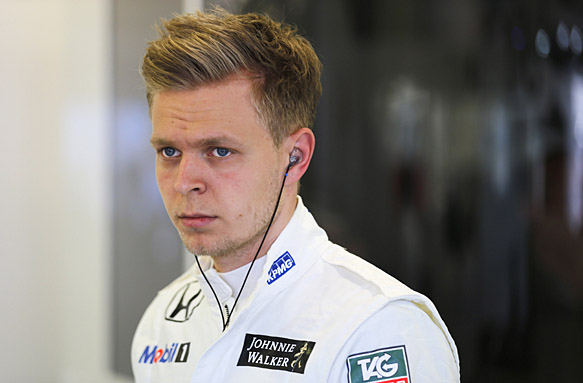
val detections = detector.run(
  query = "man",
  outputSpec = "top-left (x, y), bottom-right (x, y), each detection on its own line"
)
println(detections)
top-left (132, 8), bottom-right (460, 383)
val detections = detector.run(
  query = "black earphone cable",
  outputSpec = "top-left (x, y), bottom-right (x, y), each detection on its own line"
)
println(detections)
top-left (194, 253), bottom-right (226, 328)
top-left (194, 163), bottom-right (292, 331)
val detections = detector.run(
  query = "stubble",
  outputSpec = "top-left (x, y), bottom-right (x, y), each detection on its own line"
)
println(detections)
top-left (180, 165), bottom-right (283, 262)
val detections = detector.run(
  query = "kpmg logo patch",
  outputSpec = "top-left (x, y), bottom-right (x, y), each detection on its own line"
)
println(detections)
top-left (267, 252), bottom-right (295, 285)
top-left (165, 282), bottom-right (203, 322)
top-left (347, 346), bottom-right (410, 383)
top-left (237, 334), bottom-right (315, 374)
top-left (138, 342), bottom-right (190, 364)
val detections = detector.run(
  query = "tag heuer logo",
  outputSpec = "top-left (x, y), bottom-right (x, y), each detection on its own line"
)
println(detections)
top-left (347, 345), bottom-right (410, 383)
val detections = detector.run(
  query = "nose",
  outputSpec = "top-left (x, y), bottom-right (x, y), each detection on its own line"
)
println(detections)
top-left (174, 155), bottom-right (207, 195)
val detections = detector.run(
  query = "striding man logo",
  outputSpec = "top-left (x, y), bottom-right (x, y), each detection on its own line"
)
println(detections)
top-left (165, 282), bottom-right (203, 322)
top-left (291, 342), bottom-right (309, 371)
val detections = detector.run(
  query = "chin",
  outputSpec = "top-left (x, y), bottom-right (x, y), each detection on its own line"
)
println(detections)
top-left (186, 239), bottom-right (209, 253)
top-left (178, 232), bottom-right (207, 254)
top-left (181, 234), bottom-right (227, 257)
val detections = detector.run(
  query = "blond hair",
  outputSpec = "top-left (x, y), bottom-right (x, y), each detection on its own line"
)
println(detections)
top-left (142, 8), bottom-right (322, 145)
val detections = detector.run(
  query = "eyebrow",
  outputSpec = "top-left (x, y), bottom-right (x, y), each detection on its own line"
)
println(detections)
top-left (150, 137), bottom-right (173, 148)
top-left (150, 135), bottom-right (243, 149)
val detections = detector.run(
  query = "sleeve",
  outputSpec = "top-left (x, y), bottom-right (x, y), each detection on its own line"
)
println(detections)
top-left (326, 299), bottom-right (460, 383)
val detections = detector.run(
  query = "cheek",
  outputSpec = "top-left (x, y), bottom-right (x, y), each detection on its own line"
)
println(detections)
top-left (155, 166), bottom-right (177, 201)
top-left (156, 168), bottom-right (167, 190)
top-left (218, 172), bottom-right (265, 214)
top-left (217, 172), bottom-right (249, 202)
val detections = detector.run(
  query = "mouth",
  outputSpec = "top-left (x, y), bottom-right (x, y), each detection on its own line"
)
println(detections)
top-left (178, 213), bottom-right (218, 228)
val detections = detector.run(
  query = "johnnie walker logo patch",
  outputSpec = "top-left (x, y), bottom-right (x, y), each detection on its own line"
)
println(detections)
top-left (347, 345), bottom-right (411, 383)
top-left (237, 333), bottom-right (316, 374)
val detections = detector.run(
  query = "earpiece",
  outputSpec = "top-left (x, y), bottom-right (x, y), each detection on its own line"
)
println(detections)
top-left (289, 148), bottom-right (302, 167)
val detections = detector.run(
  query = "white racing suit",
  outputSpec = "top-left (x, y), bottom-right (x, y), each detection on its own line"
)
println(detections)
top-left (132, 198), bottom-right (460, 382)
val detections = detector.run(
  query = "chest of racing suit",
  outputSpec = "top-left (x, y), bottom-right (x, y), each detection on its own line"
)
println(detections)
top-left (132, 199), bottom-right (460, 382)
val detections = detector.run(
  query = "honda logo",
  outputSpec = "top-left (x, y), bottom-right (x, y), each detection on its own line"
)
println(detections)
top-left (165, 282), bottom-right (203, 322)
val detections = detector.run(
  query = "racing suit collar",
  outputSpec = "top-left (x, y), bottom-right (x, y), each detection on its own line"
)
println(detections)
top-left (192, 196), bottom-right (329, 322)
top-left (193, 256), bottom-right (234, 306)
top-left (239, 196), bottom-right (329, 304)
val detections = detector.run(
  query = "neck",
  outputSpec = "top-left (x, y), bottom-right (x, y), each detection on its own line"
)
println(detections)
top-left (212, 191), bottom-right (298, 273)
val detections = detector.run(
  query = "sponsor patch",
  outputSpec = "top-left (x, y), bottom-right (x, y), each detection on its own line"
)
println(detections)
top-left (237, 333), bottom-right (315, 374)
top-left (138, 342), bottom-right (190, 364)
top-left (267, 252), bottom-right (296, 285)
top-left (165, 282), bottom-right (203, 322)
top-left (347, 345), bottom-right (410, 383)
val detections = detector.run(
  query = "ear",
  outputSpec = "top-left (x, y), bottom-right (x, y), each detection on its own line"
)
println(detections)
top-left (283, 127), bottom-right (315, 186)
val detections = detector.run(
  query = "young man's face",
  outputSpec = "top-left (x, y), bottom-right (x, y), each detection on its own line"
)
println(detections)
top-left (150, 76), bottom-right (288, 265)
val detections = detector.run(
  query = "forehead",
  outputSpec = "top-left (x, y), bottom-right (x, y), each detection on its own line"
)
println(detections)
top-left (152, 77), bottom-right (255, 123)
top-left (150, 77), bottom-right (274, 145)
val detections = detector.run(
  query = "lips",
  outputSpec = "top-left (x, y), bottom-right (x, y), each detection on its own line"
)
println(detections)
top-left (178, 213), bottom-right (217, 228)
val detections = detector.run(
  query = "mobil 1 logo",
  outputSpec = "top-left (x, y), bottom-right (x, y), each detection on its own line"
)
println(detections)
top-left (138, 342), bottom-right (190, 364)
top-left (347, 345), bottom-right (411, 383)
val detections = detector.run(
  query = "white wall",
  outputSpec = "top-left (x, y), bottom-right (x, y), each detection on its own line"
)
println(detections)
top-left (0, 0), bottom-right (129, 381)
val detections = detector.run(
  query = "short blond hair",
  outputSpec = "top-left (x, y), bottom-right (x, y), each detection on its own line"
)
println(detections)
top-left (142, 8), bottom-right (322, 145)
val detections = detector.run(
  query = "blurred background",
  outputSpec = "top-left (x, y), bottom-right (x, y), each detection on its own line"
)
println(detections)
top-left (1, 0), bottom-right (581, 382)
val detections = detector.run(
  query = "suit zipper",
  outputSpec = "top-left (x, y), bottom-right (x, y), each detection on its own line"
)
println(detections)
top-left (224, 304), bottom-right (231, 324)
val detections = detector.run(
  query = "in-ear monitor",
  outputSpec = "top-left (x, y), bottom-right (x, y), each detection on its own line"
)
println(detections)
top-left (289, 148), bottom-right (302, 166)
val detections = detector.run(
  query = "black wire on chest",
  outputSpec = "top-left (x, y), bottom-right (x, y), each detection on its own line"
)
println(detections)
top-left (195, 164), bottom-right (292, 331)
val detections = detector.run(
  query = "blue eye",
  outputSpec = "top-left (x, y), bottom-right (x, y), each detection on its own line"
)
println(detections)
top-left (161, 147), bottom-right (180, 158)
top-left (211, 147), bottom-right (232, 158)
